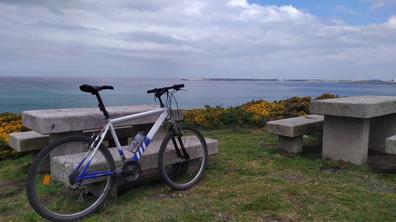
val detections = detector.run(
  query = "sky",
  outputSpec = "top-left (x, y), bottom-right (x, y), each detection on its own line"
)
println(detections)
top-left (0, 0), bottom-right (395, 80)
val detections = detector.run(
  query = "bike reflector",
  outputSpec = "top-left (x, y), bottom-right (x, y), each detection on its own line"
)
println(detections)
top-left (42, 175), bottom-right (51, 185)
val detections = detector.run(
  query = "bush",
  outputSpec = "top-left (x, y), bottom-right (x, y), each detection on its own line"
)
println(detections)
top-left (281, 96), bottom-right (311, 118)
top-left (0, 113), bottom-right (23, 160)
top-left (0, 140), bottom-right (21, 160)
top-left (183, 93), bottom-right (336, 129)
top-left (314, 93), bottom-right (338, 100)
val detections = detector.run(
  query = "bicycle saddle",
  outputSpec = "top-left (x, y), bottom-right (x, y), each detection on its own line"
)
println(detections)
top-left (79, 84), bottom-right (114, 94)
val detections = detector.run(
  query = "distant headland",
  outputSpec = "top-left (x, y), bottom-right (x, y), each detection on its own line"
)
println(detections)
top-left (181, 78), bottom-right (396, 85)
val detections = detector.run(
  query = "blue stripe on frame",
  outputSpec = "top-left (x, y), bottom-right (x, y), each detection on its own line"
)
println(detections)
top-left (130, 137), bottom-right (152, 162)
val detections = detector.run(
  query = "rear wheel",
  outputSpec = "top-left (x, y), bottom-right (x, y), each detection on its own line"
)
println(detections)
top-left (158, 126), bottom-right (208, 190)
top-left (26, 135), bottom-right (115, 221)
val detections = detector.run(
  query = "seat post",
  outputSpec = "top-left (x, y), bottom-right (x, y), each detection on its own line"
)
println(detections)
top-left (95, 92), bottom-right (109, 119)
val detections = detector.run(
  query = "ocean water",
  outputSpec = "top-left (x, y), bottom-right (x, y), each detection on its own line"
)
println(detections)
top-left (1, 77), bottom-right (396, 113)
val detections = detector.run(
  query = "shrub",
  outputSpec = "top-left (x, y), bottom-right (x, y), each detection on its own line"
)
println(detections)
top-left (183, 93), bottom-right (336, 129)
top-left (0, 113), bottom-right (23, 160)
top-left (240, 100), bottom-right (284, 125)
top-left (281, 96), bottom-right (311, 118)
top-left (314, 93), bottom-right (338, 100)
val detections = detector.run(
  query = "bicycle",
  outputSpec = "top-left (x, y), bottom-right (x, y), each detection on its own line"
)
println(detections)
top-left (26, 84), bottom-right (208, 221)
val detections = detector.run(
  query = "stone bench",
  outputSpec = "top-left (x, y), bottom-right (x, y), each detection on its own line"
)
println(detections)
top-left (266, 114), bottom-right (324, 153)
top-left (52, 137), bottom-right (219, 186)
top-left (384, 136), bottom-right (396, 155)
top-left (9, 126), bottom-right (166, 153)
top-left (9, 131), bottom-right (48, 152)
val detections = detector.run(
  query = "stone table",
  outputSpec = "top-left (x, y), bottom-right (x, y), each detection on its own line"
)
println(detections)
top-left (22, 105), bottom-right (183, 143)
top-left (23, 105), bottom-right (158, 135)
top-left (311, 96), bottom-right (396, 165)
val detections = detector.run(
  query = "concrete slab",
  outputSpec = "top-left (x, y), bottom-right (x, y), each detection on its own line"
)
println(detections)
top-left (266, 114), bottom-right (324, 137)
top-left (52, 137), bottom-right (218, 185)
top-left (311, 96), bottom-right (396, 118)
top-left (22, 105), bottom-right (182, 134)
top-left (8, 126), bottom-right (160, 152)
top-left (385, 135), bottom-right (396, 154)
top-left (9, 131), bottom-right (48, 152)
top-left (322, 116), bottom-right (370, 165)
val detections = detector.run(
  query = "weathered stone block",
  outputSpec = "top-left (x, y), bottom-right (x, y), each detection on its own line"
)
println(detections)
top-left (322, 116), bottom-right (370, 165)
top-left (311, 96), bottom-right (396, 118)
top-left (385, 135), bottom-right (396, 154)
top-left (9, 131), bottom-right (49, 152)
top-left (267, 115), bottom-right (323, 137)
top-left (9, 126), bottom-right (168, 153)
top-left (22, 105), bottom-right (182, 134)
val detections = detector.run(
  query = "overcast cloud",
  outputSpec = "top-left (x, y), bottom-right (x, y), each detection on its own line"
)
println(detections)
top-left (0, 0), bottom-right (395, 79)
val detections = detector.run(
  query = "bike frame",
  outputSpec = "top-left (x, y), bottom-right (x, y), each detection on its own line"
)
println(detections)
top-left (74, 107), bottom-right (170, 181)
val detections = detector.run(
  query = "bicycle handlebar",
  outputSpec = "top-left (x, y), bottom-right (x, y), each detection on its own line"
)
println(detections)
top-left (147, 84), bottom-right (185, 108)
top-left (147, 84), bottom-right (185, 95)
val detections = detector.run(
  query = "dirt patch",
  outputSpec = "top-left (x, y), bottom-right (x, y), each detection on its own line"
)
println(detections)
top-left (281, 171), bottom-right (305, 183)
top-left (319, 166), bottom-right (344, 174)
top-left (223, 167), bottom-right (244, 174)
top-left (144, 193), bottom-right (178, 201)
top-left (261, 215), bottom-right (282, 222)
top-left (0, 181), bottom-right (24, 199)
top-left (366, 179), bottom-right (396, 194)
top-left (216, 212), bottom-right (234, 221)
top-left (259, 214), bottom-right (293, 222)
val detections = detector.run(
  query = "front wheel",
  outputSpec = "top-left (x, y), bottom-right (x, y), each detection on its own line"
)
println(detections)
top-left (158, 126), bottom-right (208, 191)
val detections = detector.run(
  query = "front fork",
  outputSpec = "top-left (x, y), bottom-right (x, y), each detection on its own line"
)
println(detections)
top-left (169, 122), bottom-right (190, 160)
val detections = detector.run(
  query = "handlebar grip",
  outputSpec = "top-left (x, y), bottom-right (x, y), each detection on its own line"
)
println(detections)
top-left (173, 84), bottom-right (184, 90)
top-left (147, 88), bottom-right (158, 94)
top-left (101, 85), bottom-right (114, 90)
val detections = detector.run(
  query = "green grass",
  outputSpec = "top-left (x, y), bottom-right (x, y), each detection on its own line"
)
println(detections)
top-left (1, 128), bottom-right (396, 221)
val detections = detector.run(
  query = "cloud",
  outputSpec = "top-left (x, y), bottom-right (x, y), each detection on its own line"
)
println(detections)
top-left (0, 0), bottom-right (395, 79)
top-left (387, 15), bottom-right (396, 27)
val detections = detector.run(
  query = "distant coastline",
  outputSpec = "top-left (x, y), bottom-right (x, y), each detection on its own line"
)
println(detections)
top-left (203, 78), bottom-right (279, 82)
top-left (181, 78), bottom-right (396, 85)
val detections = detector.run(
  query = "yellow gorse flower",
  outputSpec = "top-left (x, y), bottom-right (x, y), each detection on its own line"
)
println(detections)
top-left (0, 113), bottom-right (23, 144)
top-left (183, 94), bottom-right (336, 129)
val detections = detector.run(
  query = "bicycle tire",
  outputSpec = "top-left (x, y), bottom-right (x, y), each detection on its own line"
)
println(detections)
top-left (158, 126), bottom-right (208, 191)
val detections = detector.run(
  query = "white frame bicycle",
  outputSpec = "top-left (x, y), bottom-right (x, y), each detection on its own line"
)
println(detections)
top-left (26, 84), bottom-right (208, 222)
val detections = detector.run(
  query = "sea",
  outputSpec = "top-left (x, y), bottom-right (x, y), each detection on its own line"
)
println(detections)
top-left (1, 76), bottom-right (396, 113)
